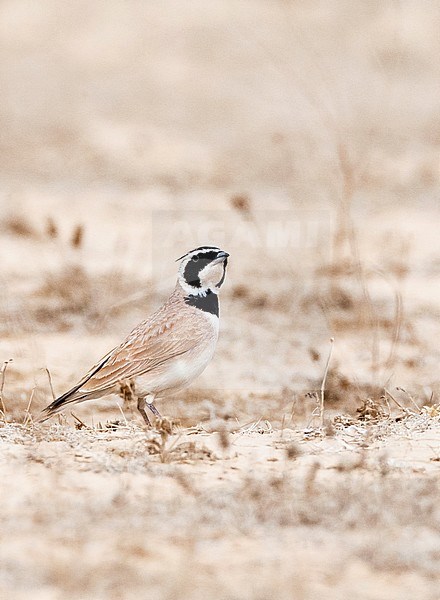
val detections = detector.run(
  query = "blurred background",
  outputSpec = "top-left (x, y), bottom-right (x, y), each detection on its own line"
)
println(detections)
top-left (1, 0), bottom-right (440, 424)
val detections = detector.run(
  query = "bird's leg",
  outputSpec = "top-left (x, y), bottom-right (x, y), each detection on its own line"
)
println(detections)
top-left (145, 394), bottom-right (162, 418)
top-left (147, 402), bottom-right (162, 418)
top-left (137, 396), bottom-right (151, 427)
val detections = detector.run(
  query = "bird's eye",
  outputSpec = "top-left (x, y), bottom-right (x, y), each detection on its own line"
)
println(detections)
top-left (193, 256), bottom-right (199, 262)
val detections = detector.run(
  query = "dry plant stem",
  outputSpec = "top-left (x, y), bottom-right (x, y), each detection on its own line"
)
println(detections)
top-left (371, 269), bottom-right (405, 380)
top-left (238, 418), bottom-right (262, 436)
top-left (382, 394), bottom-right (392, 417)
top-left (333, 140), bottom-right (366, 265)
top-left (44, 367), bottom-right (56, 401)
top-left (356, 261), bottom-right (380, 381)
top-left (0, 359), bottom-right (12, 416)
top-left (333, 151), bottom-right (380, 380)
top-left (320, 338), bottom-right (334, 428)
top-left (280, 414), bottom-right (286, 438)
top-left (329, 151), bottom-right (381, 383)
top-left (384, 388), bottom-right (416, 415)
top-left (161, 433), bottom-right (182, 463)
top-left (384, 286), bottom-right (403, 374)
top-left (396, 387), bottom-right (421, 414)
top-left (23, 386), bottom-right (36, 426)
top-left (115, 401), bottom-right (129, 426)
top-left (71, 413), bottom-right (89, 429)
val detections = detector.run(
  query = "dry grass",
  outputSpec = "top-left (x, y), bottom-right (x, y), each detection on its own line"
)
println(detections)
top-left (1, 200), bottom-right (439, 599)
top-left (1, 414), bottom-right (440, 599)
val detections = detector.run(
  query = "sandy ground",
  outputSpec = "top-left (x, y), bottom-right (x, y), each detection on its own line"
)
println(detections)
top-left (1, 415), bottom-right (440, 600)
top-left (2, 2), bottom-right (440, 598)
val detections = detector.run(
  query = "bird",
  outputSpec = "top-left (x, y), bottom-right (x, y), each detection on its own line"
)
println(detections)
top-left (40, 246), bottom-right (229, 426)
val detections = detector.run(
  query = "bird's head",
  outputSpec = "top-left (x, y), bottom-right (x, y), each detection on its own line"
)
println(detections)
top-left (177, 246), bottom-right (229, 296)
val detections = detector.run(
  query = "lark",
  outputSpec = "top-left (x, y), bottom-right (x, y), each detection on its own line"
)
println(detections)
top-left (41, 246), bottom-right (229, 425)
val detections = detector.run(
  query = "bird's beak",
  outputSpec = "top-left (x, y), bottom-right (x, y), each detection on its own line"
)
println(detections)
top-left (212, 251), bottom-right (229, 265)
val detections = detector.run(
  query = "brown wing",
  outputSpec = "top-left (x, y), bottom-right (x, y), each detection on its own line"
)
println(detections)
top-left (79, 310), bottom-right (204, 394)
top-left (51, 293), bottom-right (206, 405)
top-left (40, 290), bottom-right (211, 420)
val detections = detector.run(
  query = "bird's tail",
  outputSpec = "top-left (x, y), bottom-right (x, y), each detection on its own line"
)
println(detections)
top-left (37, 386), bottom-right (87, 422)
top-left (38, 353), bottom-right (113, 422)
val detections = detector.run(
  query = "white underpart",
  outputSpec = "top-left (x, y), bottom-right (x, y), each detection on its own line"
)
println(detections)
top-left (135, 312), bottom-right (219, 397)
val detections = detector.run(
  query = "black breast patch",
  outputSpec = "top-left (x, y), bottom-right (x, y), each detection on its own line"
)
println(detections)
top-left (185, 290), bottom-right (219, 316)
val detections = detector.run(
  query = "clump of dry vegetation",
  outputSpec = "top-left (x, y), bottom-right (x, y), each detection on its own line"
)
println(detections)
top-left (0, 214), bottom-right (38, 238)
top-left (1, 412), bottom-right (440, 599)
top-left (28, 263), bottom-right (151, 334)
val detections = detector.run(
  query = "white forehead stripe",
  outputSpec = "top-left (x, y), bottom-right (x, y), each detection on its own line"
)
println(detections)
top-left (177, 247), bottom-right (220, 262)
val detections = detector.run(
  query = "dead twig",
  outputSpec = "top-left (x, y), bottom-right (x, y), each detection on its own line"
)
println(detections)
top-left (396, 387), bottom-right (421, 413)
top-left (115, 400), bottom-right (129, 427)
top-left (0, 359), bottom-right (13, 417)
top-left (71, 412), bottom-right (89, 430)
top-left (44, 367), bottom-right (56, 401)
top-left (320, 338), bottom-right (334, 428)
top-left (23, 386), bottom-right (37, 426)
top-left (384, 388), bottom-right (418, 415)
